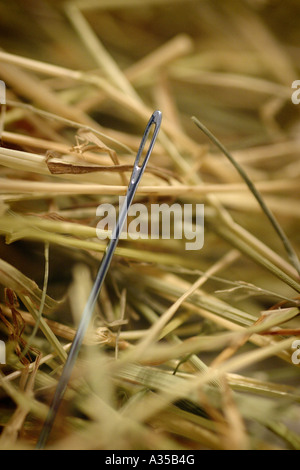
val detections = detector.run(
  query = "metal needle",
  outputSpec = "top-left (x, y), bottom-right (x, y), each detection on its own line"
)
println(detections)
top-left (36, 110), bottom-right (162, 449)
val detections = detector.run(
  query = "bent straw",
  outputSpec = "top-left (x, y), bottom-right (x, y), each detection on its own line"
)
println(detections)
top-left (36, 110), bottom-right (162, 449)
top-left (192, 116), bottom-right (300, 278)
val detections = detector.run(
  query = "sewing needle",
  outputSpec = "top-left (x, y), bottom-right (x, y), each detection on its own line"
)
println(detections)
top-left (36, 110), bottom-right (162, 449)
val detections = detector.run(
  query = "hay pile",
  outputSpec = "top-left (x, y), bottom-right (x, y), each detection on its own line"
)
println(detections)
top-left (0, 0), bottom-right (300, 450)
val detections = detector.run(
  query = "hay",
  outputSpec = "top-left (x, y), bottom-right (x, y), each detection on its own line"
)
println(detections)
top-left (0, 0), bottom-right (300, 450)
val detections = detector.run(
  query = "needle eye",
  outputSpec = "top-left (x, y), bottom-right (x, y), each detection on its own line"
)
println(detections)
top-left (134, 110), bottom-right (162, 172)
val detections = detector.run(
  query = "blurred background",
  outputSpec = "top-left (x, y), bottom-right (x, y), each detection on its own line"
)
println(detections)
top-left (1, 0), bottom-right (300, 141)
